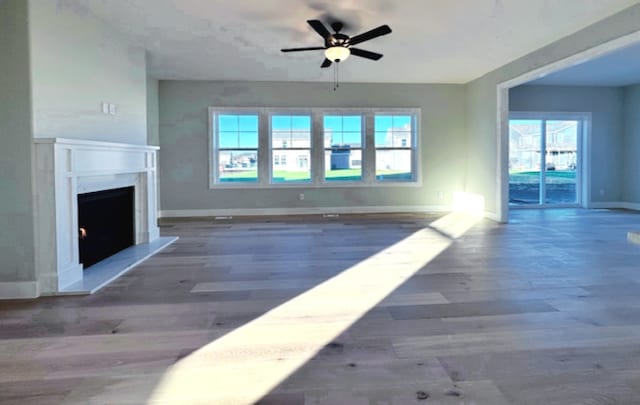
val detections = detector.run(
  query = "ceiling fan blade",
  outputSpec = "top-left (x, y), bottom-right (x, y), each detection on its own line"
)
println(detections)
top-left (307, 20), bottom-right (331, 40)
top-left (321, 58), bottom-right (332, 68)
top-left (348, 25), bottom-right (392, 46)
top-left (281, 47), bottom-right (326, 52)
top-left (349, 47), bottom-right (383, 61)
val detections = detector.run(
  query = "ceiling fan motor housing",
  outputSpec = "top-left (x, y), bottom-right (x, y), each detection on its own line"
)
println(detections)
top-left (329, 33), bottom-right (349, 47)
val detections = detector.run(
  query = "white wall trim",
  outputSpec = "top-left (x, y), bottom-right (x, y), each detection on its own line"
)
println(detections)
top-left (0, 281), bottom-right (39, 299)
top-left (483, 211), bottom-right (501, 222)
top-left (621, 202), bottom-right (640, 211)
top-left (588, 201), bottom-right (640, 211)
top-left (160, 205), bottom-right (450, 218)
top-left (589, 202), bottom-right (623, 209)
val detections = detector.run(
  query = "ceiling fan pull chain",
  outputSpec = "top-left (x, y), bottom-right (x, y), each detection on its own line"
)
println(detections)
top-left (332, 62), bottom-right (340, 91)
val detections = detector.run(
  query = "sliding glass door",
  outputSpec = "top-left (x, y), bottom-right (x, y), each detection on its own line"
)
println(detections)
top-left (509, 117), bottom-right (581, 206)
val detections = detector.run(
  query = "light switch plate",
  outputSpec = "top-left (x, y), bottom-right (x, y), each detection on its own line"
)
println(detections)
top-left (102, 102), bottom-right (109, 114)
top-left (109, 104), bottom-right (116, 115)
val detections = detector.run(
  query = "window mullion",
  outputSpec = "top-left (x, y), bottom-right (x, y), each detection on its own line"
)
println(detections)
top-left (258, 110), bottom-right (270, 186)
top-left (412, 114), bottom-right (418, 182)
top-left (363, 112), bottom-right (375, 184)
top-left (312, 110), bottom-right (324, 185)
top-left (209, 109), bottom-right (216, 186)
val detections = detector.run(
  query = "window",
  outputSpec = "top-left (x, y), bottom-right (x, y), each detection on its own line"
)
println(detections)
top-left (210, 107), bottom-right (419, 188)
top-left (271, 115), bottom-right (311, 183)
top-left (214, 112), bottom-right (259, 183)
top-left (323, 115), bottom-right (363, 182)
top-left (374, 114), bottom-right (415, 181)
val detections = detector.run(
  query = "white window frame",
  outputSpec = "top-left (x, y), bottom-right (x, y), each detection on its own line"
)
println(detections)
top-left (209, 107), bottom-right (262, 187)
top-left (321, 110), bottom-right (365, 184)
top-left (269, 110), bottom-right (313, 185)
top-left (209, 107), bottom-right (421, 189)
top-left (373, 112), bottom-right (419, 183)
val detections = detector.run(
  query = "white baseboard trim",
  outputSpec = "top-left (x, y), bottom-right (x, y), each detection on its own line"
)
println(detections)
top-left (589, 201), bottom-right (640, 211)
top-left (483, 211), bottom-right (501, 222)
top-left (160, 205), bottom-right (451, 218)
top-left (589, 202), bottom-right (624, 209)
top-left (0, 281), bottom-right (39, 299)
top-left (621, 202), bottom-right (640, 211)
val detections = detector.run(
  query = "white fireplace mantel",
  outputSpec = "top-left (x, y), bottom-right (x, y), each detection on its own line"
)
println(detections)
top-left (33, 138), bottom-right (166, 295)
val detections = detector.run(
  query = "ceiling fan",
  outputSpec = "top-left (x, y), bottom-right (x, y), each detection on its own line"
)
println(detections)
top-left (281, 19), bottom-right (392, 68)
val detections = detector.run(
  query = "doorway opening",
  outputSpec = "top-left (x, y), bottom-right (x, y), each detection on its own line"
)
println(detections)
top-left (496, 30), bottom-right (640, 222)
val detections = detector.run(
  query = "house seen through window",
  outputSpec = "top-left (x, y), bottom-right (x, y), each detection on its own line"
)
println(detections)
top-left (271, 115), bottom-right (311, 183)
top-left (375, 115), bottom-right (414, 181)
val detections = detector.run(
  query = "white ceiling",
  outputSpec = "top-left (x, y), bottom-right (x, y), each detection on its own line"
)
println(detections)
top-left (527, 41), bottom-right (640, 86)
top-left (70, 0), bottom-right (640, 83)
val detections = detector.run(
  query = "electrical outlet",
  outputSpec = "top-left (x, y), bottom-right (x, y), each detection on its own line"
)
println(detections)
top-left (298, 193), bottom-right (305, 201)
top-left (108, 103), bottom-right (116, 115)
top-left (102, 102), bottom-right (109, 114)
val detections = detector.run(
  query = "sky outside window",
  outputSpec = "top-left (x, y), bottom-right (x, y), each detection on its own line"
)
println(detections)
top-left (375, 115), bottom-right (411, 147)
top-left (324, 115), bottom-right (362, 147)
top-left (218, 115), bottom-right (258, 148)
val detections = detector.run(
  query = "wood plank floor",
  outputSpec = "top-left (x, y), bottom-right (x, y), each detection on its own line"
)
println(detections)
top-left (1, 209), bottom-right (640, 404)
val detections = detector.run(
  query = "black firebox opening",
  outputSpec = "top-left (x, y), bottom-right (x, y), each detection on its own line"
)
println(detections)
top-left (77, 186), bottom-right (135, 269)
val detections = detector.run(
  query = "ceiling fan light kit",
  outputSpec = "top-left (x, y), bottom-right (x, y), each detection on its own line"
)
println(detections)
top-left (281, 19), bottom-right (392, 90)
top-left (325, 46), bottom-right (350, 62)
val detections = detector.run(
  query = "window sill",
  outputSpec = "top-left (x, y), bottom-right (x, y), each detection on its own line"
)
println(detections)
top-left (209, 180), bottom-right (423, 189)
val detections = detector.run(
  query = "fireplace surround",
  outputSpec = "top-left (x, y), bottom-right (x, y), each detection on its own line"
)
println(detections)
top-left (33, 138), bottom-right (175, 295)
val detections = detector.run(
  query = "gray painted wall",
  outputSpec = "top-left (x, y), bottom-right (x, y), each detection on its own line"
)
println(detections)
top-left (28, 0), bottom-right (148, 144)
top-left (0, 0), bottom-right (35, 282)
top-left (466, 4), bottom-right (640, 219)
top-left (159, 81), bottom-right (466, 213)
top-left (0, 0), bottom-right (151, 290)
top-left (509, 85), bottom-right (625, 202)
top-left (147, 76), bottom-right (160, 146)
top-left (623, 84), bottom-right (640, 203)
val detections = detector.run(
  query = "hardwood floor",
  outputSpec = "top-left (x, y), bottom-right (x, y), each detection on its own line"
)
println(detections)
top-left (1, 209), bottom-right (640, 404)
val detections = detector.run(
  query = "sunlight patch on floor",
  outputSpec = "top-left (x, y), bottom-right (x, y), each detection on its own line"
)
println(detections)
top-left (147, 211), bottom-right (482, 404)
